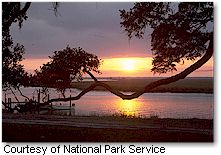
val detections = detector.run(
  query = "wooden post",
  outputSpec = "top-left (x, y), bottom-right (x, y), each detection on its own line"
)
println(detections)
top-left (8, 98), bottom-right (11, 109)
top-left (10, 98), bottom-right (12, 109)
top-left (73, 103), bottom-right (75, 116)
top-left (69, 94), bottom-right (72, 116)
top-left (38, 89), bottom-right (40, 103)
top-left (48, 94), bottom-right (50, 101)
top-left (48, 94), bottom-right (52, 115)
top-left (5, 93), bottom-right (7, 104)
top-left (37, 90), bottom-right (40, 114)
top-left (34, 100), bottom-right (37, 114)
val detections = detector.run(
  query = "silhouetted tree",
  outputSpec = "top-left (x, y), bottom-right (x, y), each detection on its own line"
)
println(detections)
top-left (2, 2), bottom-right (60, 105)
top-left (2, 2), bottom-right (59, 90)
top-left (34, 46), bottom-right (101, 97)
top-left (2, 2), bottom-right (31, 89)
top-left (120, 2), bottom-right (213, 77)
top-left (45, 2), bottom-right (213, 102)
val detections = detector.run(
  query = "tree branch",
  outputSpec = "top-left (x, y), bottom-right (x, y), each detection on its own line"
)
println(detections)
top-left (4, 2), bottom-right (31, 28)
top-left (17, 87), bottom-right (30, 101)
top-left (9, 87), bottom-right (19, 102)
top-left (143, 37), bottom-right (213, 93)
top-left (41, 38), bottom-right (213, 105)
top-left (21, 2), bottom-right (31, 15)
top-left (85, 70), bottom-right (98, 82)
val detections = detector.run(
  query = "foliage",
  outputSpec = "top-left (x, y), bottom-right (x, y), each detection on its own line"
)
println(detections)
top-left (34, 46), bottom-right (102, 96)
top-left (120, 2), bottom-right (213, 74)
top-left (2, 2), bottom-right (31, 89)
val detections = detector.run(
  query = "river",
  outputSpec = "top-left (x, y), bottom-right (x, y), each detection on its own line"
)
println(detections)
top-left (2, 87), bottom-right (213, 119)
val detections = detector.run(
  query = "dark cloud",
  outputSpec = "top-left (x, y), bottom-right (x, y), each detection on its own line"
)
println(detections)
top-left (11, 2), bottom-right (152, 59)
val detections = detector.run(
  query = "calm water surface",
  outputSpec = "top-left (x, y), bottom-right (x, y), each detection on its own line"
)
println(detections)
top-left (3, 87), bottom-right (214, 119)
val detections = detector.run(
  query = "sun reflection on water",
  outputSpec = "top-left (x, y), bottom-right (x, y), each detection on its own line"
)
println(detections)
top-left (115, 99), bottom-right (141, 117)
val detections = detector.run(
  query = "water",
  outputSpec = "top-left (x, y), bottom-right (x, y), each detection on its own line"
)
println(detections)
top-left (2, 87), bottom-right (214, 119)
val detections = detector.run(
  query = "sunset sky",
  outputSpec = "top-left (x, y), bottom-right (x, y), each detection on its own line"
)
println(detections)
top-left (11, 2), bottom-right (213, 77)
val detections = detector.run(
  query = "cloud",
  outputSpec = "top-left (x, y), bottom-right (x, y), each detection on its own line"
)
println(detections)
top-left (10, 2), bottom-right (152, 59)
top-left (28, 3), bottom-right (132, 31)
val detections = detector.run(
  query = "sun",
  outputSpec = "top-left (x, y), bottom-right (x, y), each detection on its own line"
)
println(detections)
top-left (100, 57), bottom-right (152, 76)
top-left (122, 59), bottom-right (135, 71)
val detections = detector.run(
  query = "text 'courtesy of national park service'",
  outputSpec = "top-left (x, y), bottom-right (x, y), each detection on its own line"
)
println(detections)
top-left (3, 144), bottom-right (166, 155)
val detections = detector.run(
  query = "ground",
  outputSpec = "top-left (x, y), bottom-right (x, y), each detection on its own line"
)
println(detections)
top-left (2, 113), bottom-right (213, 142)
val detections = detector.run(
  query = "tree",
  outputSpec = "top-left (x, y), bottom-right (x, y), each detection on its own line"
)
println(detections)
top-left (2, 2), bottom-right (31, 89)
top-left (2, 2), bottom-right (60, 104)
top-left (34, 46), bottom-right (101, 97)
top-left (2, 2), bottom-right (60, 89)
top-left (120, 2), bottom-right (213, 75)
top-left (116, 2), bottom-right (213, 97)
top-left (2, 2), bottom-right (33, 104)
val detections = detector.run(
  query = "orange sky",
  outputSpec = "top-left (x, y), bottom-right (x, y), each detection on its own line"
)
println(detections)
top-left (21, 56), bottom-right (213, 77)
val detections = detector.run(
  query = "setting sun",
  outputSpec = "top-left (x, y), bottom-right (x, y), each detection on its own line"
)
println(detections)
top-left (100, 57), bottom-right (152, 75)
top-left (121, 59), bottom-right (136, 71)
top-left (21, 56), bottom-right (213, 77)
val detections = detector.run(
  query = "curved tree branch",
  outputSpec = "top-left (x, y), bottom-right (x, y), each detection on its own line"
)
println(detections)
top-left (143, 38), bottom-right (213, 92)
top-left (43, 38), bottom-right (213, 105)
